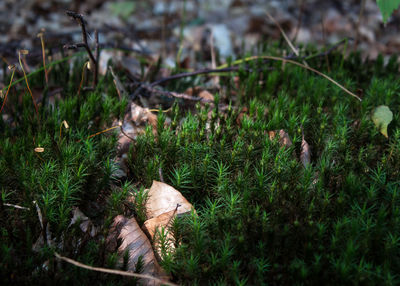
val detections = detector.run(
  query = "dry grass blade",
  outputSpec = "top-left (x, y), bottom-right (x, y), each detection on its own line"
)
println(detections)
top-left (268, 129), bottom-right (293, 148)
top-left (266, 11), bottom-right (309, 67)
top-left (18, 50), bottom-right (39, 117)
top-left (37, 29), bottom-right (48, 84)
top-left (0, 65), bottom-right (16, 113)
top-left (3, 203), bottom-right (30, 210)
top-left (54, 252), bottom-right (177, 286)
top-left (219, 55), bottom-right (362, 101)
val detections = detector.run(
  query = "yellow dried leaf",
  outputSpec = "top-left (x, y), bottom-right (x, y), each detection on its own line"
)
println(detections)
top-left (268, 129), bottom-right (293, 148)
top-left (300, 133), bottom-right (311, 168)
top-left (112, 215), bottom-right (171, 285)
top-left (145, 181), bottom-right (193, 219)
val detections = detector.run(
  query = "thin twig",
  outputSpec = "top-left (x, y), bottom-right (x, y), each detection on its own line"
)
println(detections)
top-left (4, 203), bottom-right (30, 210)
top-left (266, 11), bottom-right (309, 67)
top-left (150, 66), bottom-right (261, 87)
top-left (65, 11), bottom-right (98, 87)
top-left (94, 30), bottom-right (99, 87)
top-left (0, 65), bottom-right (15, 113)
top-left (54, 252), bottom-right (177, 286)
top-left (120, 124), bottom-right (135, 141)
top-left (142, 84), bottom-right (213, 103)
top-left (18, 50), bottom-right (39, 118)
top-left (159, 167), bottom-right (165, 183)
top-left (304, 38), bottom-right (351, 61)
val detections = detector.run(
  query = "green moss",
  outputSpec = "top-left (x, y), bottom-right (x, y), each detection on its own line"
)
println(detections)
top-left (1, 46), bottom-right (400, 285)
top-left (0, 60), bottom-right (129, 284)
top-left (128, 51), bottom-right (400, 285)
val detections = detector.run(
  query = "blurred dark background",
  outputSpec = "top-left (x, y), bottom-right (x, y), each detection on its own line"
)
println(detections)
top-left (1, 0), bottom-right (400, 79)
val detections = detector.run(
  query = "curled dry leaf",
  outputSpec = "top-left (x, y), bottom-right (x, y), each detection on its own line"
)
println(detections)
top-left (145, 181), bottom-right (193, 219)
top-left (131, 102), bottom-right (158, 129)
top-left (236, 107), bottom-right (248, 126)
top-left (198, 90), bottom-right (215, 101)
top-left (142, 181), bottom-right (194, 259)
top-left (69, 207), bottom-right (97, 237)
top-left (142, 209), bottom-right (180, 260)
top-left (117, 120), bottom-right (137, 156)
top-left (300, 132), bottom-right (311, 168)
top-left (112, 215), bottom-right (171, 286)
top-left (268, 129), bottom-right (293, 148)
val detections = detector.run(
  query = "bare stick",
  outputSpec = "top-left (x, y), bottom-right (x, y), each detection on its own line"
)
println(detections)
top-left (65, 11), bottom-right (98, 87)
top-left (19, 50), bottom-right (39, 118)
top-left (266, 11), bottom-right (309, 67)
top-left (0, 65), bottom-right (16, 113)
top-left (94, 30), bottom-right (99, 86)
top-left (150, 66), bottom-right (264, 87)
top-left (4, 203), bottom-right (30, 210)
top-left (54, 252), bottom-right (177, 286)
top-left (120, 124), bottom-right (135, 141)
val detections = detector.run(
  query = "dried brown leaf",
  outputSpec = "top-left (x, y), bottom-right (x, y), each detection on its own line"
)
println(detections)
top-left (112, 215), bottom-right (171, 286)
top-left (143, 181), bottom-right (194, 260)
top-left (69, 207), bottom-right (97, 237)
top-left (236, 107), bottom-right (248, 126)
top-left (145, 181), bottom-right (193, 219)
top-left (268, 129), bottom-right (293, 148)
top-left (198, 90), bottom-right (214, 101)
top-left (130, 102), bottom-right (158, 129)
top-left (142, 209), bottom-right (177, 260)
top-left (300, 133), bottom-right (311, 168)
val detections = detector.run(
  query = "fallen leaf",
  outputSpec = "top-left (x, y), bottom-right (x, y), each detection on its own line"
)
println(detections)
top-left (143, 181), bottom-right (194, 260)
top-left (112, 215), bottom-right (171, 285)
top-left (300, 132), bottom-right (311, 168)
top-left (142, 209), bottom-right (177, 260)
top-left (236, 107), bottom-right (248, 125)
top-left (69, 207), bottom-right (97, 237)
top-left (131, 102), bottom-right (158, 129)
top-left (372, 105), bottom-right (393, 138)
top-left (198, 90), bottom-right (215, 101)
top-left (268, 129), bottom-right (293, 148)
top-left (145, 181), bottom-right (193, 219)
top-left (143, 210), bottom-right (177, 239)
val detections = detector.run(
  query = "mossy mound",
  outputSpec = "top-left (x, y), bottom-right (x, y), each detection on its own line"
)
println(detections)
top-left (1, 48), bottom-right (399, 285)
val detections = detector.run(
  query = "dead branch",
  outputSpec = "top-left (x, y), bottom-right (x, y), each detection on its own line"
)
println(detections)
top-left (65, 10), bottom-right (98, 87)
top-left (54, 252), bottom-right (178, 286)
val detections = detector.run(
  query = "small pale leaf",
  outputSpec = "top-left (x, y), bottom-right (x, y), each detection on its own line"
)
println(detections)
top-left (300, 133), bottom-right (311, 168)
top-left (377, 0), bottom-right (400, 23)
top-left (372, 105), bottom-right (393, 138)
